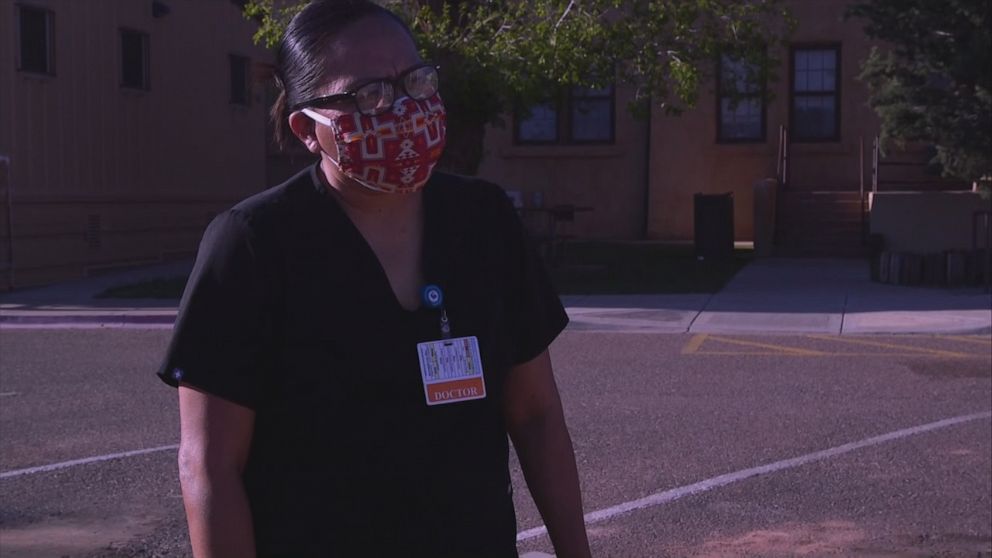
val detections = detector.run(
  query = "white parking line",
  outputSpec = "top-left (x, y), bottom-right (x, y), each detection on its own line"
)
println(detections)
top-left (4, 412), bottom-right (989, 544)
top-left (517, 411), bottom-right (992, 542)
top-left (0, 444), bottom-right (179, 480)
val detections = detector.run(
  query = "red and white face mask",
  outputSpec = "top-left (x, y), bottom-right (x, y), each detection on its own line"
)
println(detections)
top-left (303, 94), bottom-right (447, 194)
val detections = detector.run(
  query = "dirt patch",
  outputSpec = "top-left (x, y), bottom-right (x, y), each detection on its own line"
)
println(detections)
top-left (0, 515), bottom-right (156, 558)
top-left (694, 520), bottom-right (865, 557)
top-left (691, 521), bottom-right (992, 557)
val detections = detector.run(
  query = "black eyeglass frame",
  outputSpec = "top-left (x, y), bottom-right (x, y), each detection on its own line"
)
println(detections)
top-left (291, 62), bottom-right (440, 114)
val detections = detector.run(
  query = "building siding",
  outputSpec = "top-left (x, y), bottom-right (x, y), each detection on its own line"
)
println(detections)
top-left (479, 0), bottom-right (900, 244)
top-left (477, 84), bottom-right (650, 241)
top-left (0, 0), bottom-right (271, 288)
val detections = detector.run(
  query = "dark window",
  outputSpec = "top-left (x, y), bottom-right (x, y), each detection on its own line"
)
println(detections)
top-left (120, 29), bottom-right (150, 89)
top-left (229, 55), bottom-right (250, 105)
top-left (17, 5), bottom-right (54, 74)
top-left (717, 54), bottom-right (765, 142)
top-left (516, 101), bottom-right (559, 143)
top-left (515, 84), bottom-right (615, 145)
top-left (791, 46), bottom-right (840, 141)
top-left (569, 86), bottom-right (613, 142)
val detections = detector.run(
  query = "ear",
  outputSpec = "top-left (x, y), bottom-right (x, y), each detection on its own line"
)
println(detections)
top-left (289, 111), bottom-right (322, 155)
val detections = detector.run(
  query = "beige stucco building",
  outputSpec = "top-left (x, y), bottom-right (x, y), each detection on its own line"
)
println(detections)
top-left (1, 0), bottom-right (966, 290)
top-left (1, 0), bottom-right (272, 289)
top-left (478, 0), bottom-right (957, 256)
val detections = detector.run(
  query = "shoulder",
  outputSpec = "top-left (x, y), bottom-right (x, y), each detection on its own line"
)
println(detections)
top-left (201, 164), bottom-right (319, 259)
top-left (428, 171), bottom-right (516, 222)
top-left (227, 165), bottom-right (316, 228)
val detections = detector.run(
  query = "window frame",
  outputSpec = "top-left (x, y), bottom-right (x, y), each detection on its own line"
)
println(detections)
top-left (789, 43), bottom-right (842, 143)
top-left (119, 27), bottom-right (150, 90)
top-left (514, 84), bottom-right (616, 146)
top-left (16, 3), bottom-right (55, 76)
top-left (566, 85), bottom-right (616, 144)
top-left (229, 54), bottom-right (252, 105)
top-left (513, 98), bottom-right (562, 145)
top-left (715, 52), bottom-right (767, 144)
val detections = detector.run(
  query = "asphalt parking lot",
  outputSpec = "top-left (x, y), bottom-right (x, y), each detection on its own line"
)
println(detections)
top-left (1, 328), bottom-right (989, 557)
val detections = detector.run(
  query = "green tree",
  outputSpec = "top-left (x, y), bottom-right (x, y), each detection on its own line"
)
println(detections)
top-left (245, 0), bottom-right (792, 175)
top-left (847, 0), bottom-right (992, 187)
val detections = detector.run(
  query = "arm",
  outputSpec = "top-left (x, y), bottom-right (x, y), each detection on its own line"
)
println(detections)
top-left (503, 349), bottom-right (591, 558)
top-left (177, 384), bottom-right (257, 558)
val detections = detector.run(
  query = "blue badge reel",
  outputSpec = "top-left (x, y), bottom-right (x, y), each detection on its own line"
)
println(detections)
top-left (421, 284), bottom-right (444, 309)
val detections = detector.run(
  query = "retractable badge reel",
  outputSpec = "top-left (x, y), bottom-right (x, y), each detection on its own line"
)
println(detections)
top-left (416, 284), bottom-right (486, 406)
top-left (421, 284), bottom-right (450, 339)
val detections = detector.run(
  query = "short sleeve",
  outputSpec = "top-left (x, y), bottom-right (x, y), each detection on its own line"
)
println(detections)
top-left (491, 188), bottom-right (570, 365)
top-left (156, 209), bottom-right (271, 409)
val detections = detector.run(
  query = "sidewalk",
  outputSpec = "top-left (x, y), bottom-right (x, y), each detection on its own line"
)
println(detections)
top-left (565, 258), bottom-right (991, 335)
top-left (0, 261), bottom-right (192, 326)
top-left (1, 259), bottom-right (989, 334)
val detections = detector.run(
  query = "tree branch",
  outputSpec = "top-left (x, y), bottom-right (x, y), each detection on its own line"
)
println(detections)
top-left (554, 0), bottom-right (576, 33)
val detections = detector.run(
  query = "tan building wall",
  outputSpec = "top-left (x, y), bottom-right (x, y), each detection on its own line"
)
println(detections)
top-left (0, 0), bottom-right (272, 289)
top-left (649, 0), bottom-right (882, 242)
top-left (477, 85), bottom-right (650, 240)
top-left (479, 0), bottom-right (896, 243)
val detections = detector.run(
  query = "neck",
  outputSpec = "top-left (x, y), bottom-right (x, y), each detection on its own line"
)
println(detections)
top-left (318, 158), bottom-right (422, 220)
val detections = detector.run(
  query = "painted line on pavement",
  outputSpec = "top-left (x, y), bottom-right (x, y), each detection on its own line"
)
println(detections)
top-left (0, 391), bottom-right (18, 397)
top-left (707, 335), bottom-right (825, 356)
top-left (0, 444), bottom-right (179, 480)
top-left (934, 335), bottom-right (992, 346)
top-left (516, 411), bottom-right (992, 542)
top-left (807, 334), bottom-right (973, 358)
top-left (690, 351), bottom-right (984, 358)
top-left (680, 333), bottom-right (707, 354)
top-left (682, 334), bottom-right (991, 358)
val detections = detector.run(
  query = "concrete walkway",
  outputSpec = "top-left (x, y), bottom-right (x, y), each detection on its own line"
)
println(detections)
top-left (1, 259), bottom-right (989, 334)
top-left (0, 261), bottom-right (192, 326)
top-left (565, 258), bottom-right (990, 335)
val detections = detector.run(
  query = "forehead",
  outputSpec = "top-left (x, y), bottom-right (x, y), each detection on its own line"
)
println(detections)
top-left (319, 15), bottom-right (421, 92)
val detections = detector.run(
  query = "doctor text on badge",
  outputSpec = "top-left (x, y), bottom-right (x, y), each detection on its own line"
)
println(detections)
top-left (417, 336), bottom-right (487, 406)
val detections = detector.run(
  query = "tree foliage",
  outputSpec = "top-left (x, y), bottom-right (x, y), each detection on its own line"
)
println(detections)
top-left (245, 0), bottom-right (792, 174)
top-left (847, 0), bottom-right (992, 185)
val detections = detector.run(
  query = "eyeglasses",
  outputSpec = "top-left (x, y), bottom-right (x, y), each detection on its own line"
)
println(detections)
top-left (293, 63), bottom-right (440, 116)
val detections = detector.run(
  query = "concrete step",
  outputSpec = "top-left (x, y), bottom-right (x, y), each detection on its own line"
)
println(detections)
top-left (774, 247), bottom-right (868, 258)
top-left (775, 190), bottom-right (872, 256)
top-left (778, 223), bottom-right (864, 233)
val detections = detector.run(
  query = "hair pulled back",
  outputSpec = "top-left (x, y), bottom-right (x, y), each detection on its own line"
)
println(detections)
top-left (271, 0), bottom-right (413, 151)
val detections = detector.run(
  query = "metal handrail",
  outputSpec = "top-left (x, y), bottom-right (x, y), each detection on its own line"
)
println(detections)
top-left (860, 136), bottom-right (867, 245)
top-left (777, 124), bottom-right (789, 187)
top-left (776, 126), bottom-right (782, 182)
top-left (871, 135), bottom-right (879, 193)
top-left (973, 210), bottom-right (992, 293)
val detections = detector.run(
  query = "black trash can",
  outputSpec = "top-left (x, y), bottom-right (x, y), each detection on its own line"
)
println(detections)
top-left (694, 192), bottom-right (734, 261)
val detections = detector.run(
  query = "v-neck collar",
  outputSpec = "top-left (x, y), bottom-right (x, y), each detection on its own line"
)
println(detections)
top-left (308, 163), bottom-right (444, 316)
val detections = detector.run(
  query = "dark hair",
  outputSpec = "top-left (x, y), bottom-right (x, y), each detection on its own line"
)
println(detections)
top-left (271, 0), bottom-right (414, 151)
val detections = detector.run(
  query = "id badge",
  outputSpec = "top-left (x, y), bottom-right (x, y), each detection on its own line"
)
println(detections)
top-left (417, 336), bottom-right (486, 406)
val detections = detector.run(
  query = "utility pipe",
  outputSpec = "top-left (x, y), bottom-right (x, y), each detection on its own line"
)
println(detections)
top-left (0, 155), bottom-right (12, 290)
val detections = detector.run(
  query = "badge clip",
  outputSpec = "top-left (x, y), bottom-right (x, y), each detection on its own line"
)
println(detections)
top-left (421, 284), bottom-right (451, 339)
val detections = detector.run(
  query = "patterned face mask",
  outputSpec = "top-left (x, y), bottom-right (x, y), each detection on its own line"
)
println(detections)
top-left (303, 94), bottom-right (447, 194)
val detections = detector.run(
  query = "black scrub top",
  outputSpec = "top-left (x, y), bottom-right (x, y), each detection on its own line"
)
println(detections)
top-left (157, 163), bottom-right (568, 557)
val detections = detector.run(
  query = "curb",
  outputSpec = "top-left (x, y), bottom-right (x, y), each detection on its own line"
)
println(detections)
top-left (0, 314), bottom-right (178, 326)
top-left (1, 311), bottom-right (989, 336)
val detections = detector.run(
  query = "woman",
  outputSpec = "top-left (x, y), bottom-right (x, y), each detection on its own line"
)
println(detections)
top-left (158, 1), bottom-right (591, 556)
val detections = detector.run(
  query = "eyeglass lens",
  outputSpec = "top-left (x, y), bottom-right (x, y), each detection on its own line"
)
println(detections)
top-left (354, 66), bottom-right (439, 115)
top-left (355, 81), bottom-right (394, 115)
top-left (404, 66), bottom-right (439, 100)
